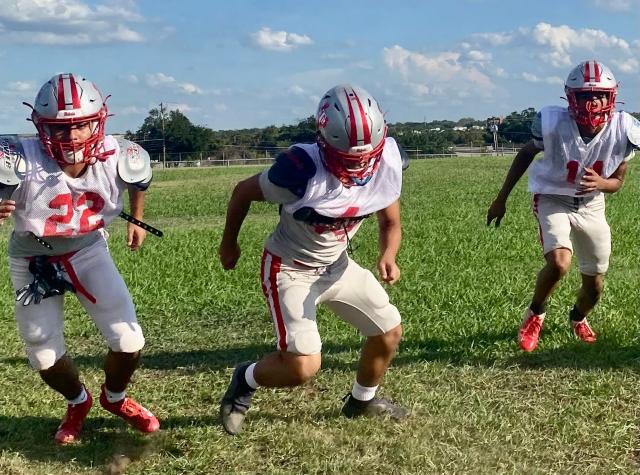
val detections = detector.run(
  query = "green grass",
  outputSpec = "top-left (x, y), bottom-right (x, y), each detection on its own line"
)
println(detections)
top-left (2, 158), bottom-right (640, 474)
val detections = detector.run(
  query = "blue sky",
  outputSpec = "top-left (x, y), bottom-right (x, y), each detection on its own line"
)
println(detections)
top-left (1, 0), bottom-right (638, 134)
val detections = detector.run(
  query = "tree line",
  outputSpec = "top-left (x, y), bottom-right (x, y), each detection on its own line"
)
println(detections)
top-left (125, 108), bottom-right (640, 160)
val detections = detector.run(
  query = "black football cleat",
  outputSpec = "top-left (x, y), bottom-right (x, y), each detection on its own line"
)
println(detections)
top-left (341, 394), bottom-right (409, 420)
top-left (220, 362), bottom-right (256, 435)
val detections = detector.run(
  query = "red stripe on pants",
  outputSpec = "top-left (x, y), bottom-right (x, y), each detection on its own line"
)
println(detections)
top-left (261, 250), bottom-right (287, 351)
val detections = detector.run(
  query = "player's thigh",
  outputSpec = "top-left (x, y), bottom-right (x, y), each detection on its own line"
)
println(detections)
top-left (9, 256), bottom-right (65, 369)
top-left (573, 202), bottom-right (611, 276)
top-left (71, 240), bottom-right (143, 352)
top-left (261, 252), bottom-right (323, 355)
top-left (323, 258), bottom-right (400, 337)
top-left (535, 195), bottom-right (573, 254)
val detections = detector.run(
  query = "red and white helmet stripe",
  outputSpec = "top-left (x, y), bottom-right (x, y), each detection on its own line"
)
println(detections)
top-left (56, 73), bottom-right (82, 112)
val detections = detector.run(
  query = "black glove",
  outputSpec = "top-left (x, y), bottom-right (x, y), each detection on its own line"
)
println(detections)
top-left (15, 256), bottom-right (76, 306)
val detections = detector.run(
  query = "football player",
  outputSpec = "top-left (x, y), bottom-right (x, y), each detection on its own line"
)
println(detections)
top-left (487, 60), bottom-right (640, 352)
top-left (218, 85), bottom-right (409, 435)
top-left (0, 73), bottom-right (159, 443)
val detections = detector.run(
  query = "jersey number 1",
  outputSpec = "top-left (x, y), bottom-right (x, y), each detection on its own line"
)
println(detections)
top-left (44, 192), bottom-right (105, 236)
top-left (566, 160), bottom-right (603, 184)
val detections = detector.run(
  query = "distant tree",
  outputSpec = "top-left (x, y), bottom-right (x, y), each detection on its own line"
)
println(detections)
top-left (499, 108), bottom-right (537, 145)
top-left (127, 108), bottom-right (214, 156)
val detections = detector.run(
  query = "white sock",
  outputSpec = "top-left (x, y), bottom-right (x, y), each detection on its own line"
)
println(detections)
top-left (67, 386), bottom-right (88, 406)
top-left (351, 381), bottom-right (378, 402)
top-left (244, 363), bottom-right (258, 390)
top-left (104, 387), bottom-right (127, 403)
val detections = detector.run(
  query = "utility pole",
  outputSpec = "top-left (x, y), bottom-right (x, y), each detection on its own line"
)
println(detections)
top-left (160, 102), bottom-right (167, 168)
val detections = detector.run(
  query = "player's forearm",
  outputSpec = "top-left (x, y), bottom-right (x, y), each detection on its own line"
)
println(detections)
top-left (600, 177), bottom-right (624, 193)
top-left (379, 226), bottom-right (401, 261)
top-left (378, 217), bottom-right (401, 260)
top-left (128, 188), bottom-right (145, 220)
top-left (495, 142), bottom-right (538, 202)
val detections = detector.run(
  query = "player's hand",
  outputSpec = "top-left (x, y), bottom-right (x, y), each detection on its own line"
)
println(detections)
top-left (0, 200), bottom-right (16, 225)
top-left (378, 255), bottom-right (400, 284)
top-left (486, 199), bottom-right (506, 227)
top-left (127, 223), bottom-right (146, 251)
top-left (576, 167), bottom-right (605, 195)
top-left (219, 240), bottom-right (241, 270)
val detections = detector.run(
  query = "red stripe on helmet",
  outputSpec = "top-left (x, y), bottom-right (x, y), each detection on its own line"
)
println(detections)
top-left (593, 62), bottom-right (601, 82)
top-left (57, 75), bottom-right (66, 111)
top-left (68, 74), bottom-right (81, 109)
top-left (352, 90), bottom-right (371, 145)
top-left (344, 88), bottom-right (358, 147)
top-left (583, 62), bottom-right (591, 83)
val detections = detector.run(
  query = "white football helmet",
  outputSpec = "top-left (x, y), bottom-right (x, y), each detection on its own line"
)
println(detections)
top-left (26, 73), bottom-right (110, 165)
top-left (565, 60), bottom-right (618, 128)
top-left (316, 84), bottom-right (387, 186)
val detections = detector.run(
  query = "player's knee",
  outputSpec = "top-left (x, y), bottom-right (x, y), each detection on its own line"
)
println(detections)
top-left (547, 252), bottom-right (572, 276)
top-left (23, 331), bottom-right (64, 371)
top-left (287, 329), bottom-right (322, 356)
top-left (381, 324), bottom-right (403, 350)
top-left (107, 322), bottom-right (145, 353)
top-left (283, 353), bottom-right (321, 385)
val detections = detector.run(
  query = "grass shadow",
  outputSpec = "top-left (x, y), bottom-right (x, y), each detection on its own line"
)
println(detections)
top-left (0, 415), bottom-right (174, 471)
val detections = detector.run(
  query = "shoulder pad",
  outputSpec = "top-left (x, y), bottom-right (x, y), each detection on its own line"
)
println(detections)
top-left (397, 143), bottom-right (410, 171)
top-left (627, 116), bottom-right (640, 148)
top-left (0, 135), bottom-right (26, 186)
top-left (115, 138), bottom-right (152, 184)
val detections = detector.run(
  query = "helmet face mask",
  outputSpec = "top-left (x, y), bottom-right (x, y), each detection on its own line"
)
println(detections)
top-left (316, 85), bottom-right (387, 186)
top-left (27, 73), bottom-right (109, 165)
top-left (565, 60), bottom-right (618, 129)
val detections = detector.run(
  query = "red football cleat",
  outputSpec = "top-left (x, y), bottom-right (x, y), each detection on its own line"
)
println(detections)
top-left (571, 318), bottom-right (597, 344)
top-left (54, 387), bottom-right (93, 445)
top-left (518, 309), bottom-right (545, 352)
top-left (99, 385), bottom-right (160, 433)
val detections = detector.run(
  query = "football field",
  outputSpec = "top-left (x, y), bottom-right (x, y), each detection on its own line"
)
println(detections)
top-left (1, 156), bottom-right (640, 474)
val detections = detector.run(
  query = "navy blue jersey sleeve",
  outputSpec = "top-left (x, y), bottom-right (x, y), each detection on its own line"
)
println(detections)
top-left (397, 143), bottom-right (410, 171)
top-left (267, 146), bottom-right (317, 198)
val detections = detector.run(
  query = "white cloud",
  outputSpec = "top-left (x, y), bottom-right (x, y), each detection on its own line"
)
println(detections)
top-left (464, 49), bottom-right (492, 63)
top-left (591, 0), bottom-right (640, 11)
top-left (530, 23), bottom-right (629, 67)
top-left (612, 57), bottom-right (639, 73)
top-left (180, 83), bottom-right (203, 94)
top-left (214, 103), bottom-right (228, 112)
top-left (288, 85), bottom-right (305, 95)
top-left (165, 103), bottom-right (193, 113)
top-left (521, 72), bottom-right (564, 85)
top-left (251, 27), bottom-right (313, 52)
top-left (495, 67), bottom-right (507, 78)
top-left (522, 72), bottom-right (540, 83)
top-left (8, 81), bottom-right (35, 92)
top-left (146, 73), bottom-right (175, 87)
top-left (145, 73), bottom-right (204, 95)
top-left (473, 32), bottom-right (513, 46)
top-left (383, 45), bottom-right (495, 99)
top-left (0, 0), bottom-right (145, 45)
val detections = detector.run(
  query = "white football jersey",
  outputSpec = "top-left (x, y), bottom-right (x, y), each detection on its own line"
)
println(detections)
top-left (528, 107), bottom-right (635, 196)
top-left (9, 135), bottom-right (127, 255)
top-left (262, 137), bottom-right (403, 266)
